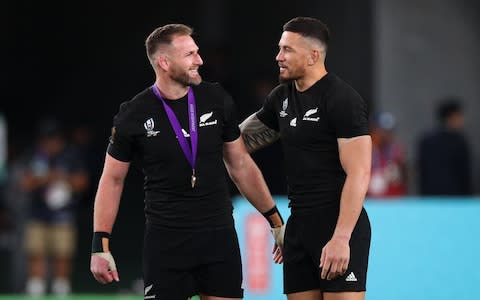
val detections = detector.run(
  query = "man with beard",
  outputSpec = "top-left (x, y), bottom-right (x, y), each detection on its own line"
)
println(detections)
top-left (90, 24), bottom-right (285, 300)
top-left (240, 17), bottom-right (372, 300)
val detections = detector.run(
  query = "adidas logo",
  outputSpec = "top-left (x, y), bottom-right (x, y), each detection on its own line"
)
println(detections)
top-left (345, 272), bottom-right (357, 282)
top-left (181, 128), bottom-right (190, 138)
top-left (290, 118), bottom-right (297, 127)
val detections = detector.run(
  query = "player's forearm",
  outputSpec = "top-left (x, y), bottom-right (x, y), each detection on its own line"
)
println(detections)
top-left (229, 156), bottom-right (275, 213)
top-left (239, 113), bottom-right (280, 153)
top-left (333, 171), bottom-right (370, 240)
top-left (93, 175), bottom-right (124, 233)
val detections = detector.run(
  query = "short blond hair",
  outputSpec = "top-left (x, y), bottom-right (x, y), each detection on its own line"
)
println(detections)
top-left (145, 24), bottom-right (193, 63)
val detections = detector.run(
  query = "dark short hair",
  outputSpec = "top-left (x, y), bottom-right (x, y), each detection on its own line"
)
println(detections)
top-left (145, 24), bottom-right (193, 62)
top-left (436, 98), bottom-right (463, 123)
top-left (283, 17), bottom-right (329, 47)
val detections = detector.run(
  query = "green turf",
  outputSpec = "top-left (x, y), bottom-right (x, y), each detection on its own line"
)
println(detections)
top-left (0, 295), bottom-right (201, 300)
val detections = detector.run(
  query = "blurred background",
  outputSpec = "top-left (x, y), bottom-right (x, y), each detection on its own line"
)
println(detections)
top-left (1, 0), bottom-right (479, 299)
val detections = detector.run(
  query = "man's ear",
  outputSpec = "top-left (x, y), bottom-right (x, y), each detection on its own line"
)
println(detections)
top-left (308, 50), bottom-right (320, 65)
top-left (157, 55), bottom-right (169, 71)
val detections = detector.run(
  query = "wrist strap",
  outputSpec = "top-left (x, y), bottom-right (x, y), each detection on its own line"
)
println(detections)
top-left (92, 231), bottom-right (111, 253)
top-left (262, 206), bottom-right (284, 228)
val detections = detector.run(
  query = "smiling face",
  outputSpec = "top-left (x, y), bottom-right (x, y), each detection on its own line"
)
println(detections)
top-left (275, 31), bottom-right (312, 83)
top-left (164, 34), bottom-right (204, 86)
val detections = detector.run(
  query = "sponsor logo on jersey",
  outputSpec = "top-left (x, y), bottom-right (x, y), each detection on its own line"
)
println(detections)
top-left (290, 117), bottom-right (297, 127)
top-left (279, 98), bottom-right (288, 117)
top-left (144, 118), bottom-right (160, 137)
top-left (199, 112), bottom-right (217, 127)
top-left (303, 107), bottom-right (320, 122)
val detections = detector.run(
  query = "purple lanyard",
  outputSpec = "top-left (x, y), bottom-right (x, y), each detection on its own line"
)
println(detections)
top-left (151, 84), bottom-right (198, 187)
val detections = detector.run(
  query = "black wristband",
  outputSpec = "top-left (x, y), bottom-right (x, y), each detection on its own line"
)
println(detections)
top-left (262, 206), bottom-right (284, 228)
top-left (91, 231), bottom-right (111, 253)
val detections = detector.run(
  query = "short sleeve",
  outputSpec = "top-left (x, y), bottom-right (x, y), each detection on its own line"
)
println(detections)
top-left (327, 88), bottom-right (369, 138)
top-left (256, 86), bottom-right (283, 132)
top-left (107, 102), bottom-right (135, 162)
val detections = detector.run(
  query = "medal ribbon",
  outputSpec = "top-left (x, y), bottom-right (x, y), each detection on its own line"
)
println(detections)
top-left (151, 85), bottom-right (198, 179)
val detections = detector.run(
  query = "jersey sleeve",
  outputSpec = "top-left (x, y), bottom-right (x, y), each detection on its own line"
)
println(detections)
top-left (255, 86), bottom-right (282, 131)
top-left (107, 101), bottom-right (135, 162)
top-left (327, 87), bottom-right (369, 138)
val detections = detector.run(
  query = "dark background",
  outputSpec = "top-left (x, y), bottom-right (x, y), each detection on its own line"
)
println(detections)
top-left (3, 0), bottom-right (373, 147)
top-left (2, 0), bottom-right (372, 293)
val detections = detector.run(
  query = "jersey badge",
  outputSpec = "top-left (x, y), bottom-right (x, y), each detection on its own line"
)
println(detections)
top-left (199, 111), bottom-right (218, 127)
top-left (279, 98), bottom-right (288, 117)
top-left (303, 107), bottom-right (320, 122)
top-left (144, 118), bottom-right (160, 137)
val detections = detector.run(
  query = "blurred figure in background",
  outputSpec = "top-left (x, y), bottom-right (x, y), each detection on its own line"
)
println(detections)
top-left (0, 113), bottom-right (13, 292)
top-left (417, 98), bottom-right (472, 195)
top-left (19, 118), bottom-right (89, 296)
top-left (0, 113), bottom-right (8, 231)
top-left (367, 112), bottom-right (408, 198)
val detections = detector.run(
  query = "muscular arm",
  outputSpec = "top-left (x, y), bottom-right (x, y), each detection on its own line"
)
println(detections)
top-left (334, 135), bottom-right (371, 239)
top-left (93, 153), bottom-right (130, 233)
top-left (223, 137), bottom-right (276, 213)
top-left (239, 113), bottom-right (280, 153)
top-left (320, 135), bottom-right (371, 280)
top-left (90, 153), bottom-right (129, 284)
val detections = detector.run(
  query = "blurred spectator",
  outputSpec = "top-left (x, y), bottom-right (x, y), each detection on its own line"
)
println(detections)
top-left (0, 113), bottom-right (7, 231)
top-left (19, 118), bottom-right (89, 296)
top-left (417, 98), bottom-right (472, 195)
top-left (367, 112), bottom-right (408, 197)
top-left (69, 124), bottom-right (101, 200)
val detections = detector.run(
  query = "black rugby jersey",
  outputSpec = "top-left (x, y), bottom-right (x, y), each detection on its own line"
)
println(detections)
top-left (107, 82), bottom-right (240, 229)
top-left (257, 73), bottom-right (369, 212)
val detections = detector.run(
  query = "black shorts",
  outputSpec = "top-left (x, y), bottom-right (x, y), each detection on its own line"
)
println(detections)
top-left (143, 224), bottom-right (243, 299)
top-left (283, 206), bottom-right (371, 294)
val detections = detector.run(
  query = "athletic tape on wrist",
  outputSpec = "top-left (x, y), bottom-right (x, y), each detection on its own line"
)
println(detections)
top-left (91, 231), bottom-right (111, 253)
top-left (262, 205), bottom-right (284, 228)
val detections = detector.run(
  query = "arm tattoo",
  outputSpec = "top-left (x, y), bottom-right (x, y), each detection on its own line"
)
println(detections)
top-left (239, 113), bottom-right (280, 153)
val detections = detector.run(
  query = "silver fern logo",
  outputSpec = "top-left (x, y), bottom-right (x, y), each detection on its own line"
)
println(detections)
top-left (144, 118), bottom-right (160, 137)
top-left (199, 112), bottom-right (217, 127)
top-left (303, 107), bottom-right (320, 121)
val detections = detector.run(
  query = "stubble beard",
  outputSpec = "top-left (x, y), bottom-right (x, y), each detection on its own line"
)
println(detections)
top-left (278, 71), bottom-right (297, 84)
top-left (170, 66), bottom-right (202, 86)
top-left (278, 66), bottom-right (304, 84)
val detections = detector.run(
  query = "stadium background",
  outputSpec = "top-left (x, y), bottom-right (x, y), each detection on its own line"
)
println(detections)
top-left (2, 0), bottom-right (480, 299)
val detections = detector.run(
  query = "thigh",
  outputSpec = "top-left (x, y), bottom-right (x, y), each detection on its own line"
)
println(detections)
top-left (25, 222), bottom-right (48, 256)
top-left (195, 228), bottom-right (243, 298)
top-left (319, 208), bottom-right (371, 292)
top-left (285, 208), bottom-right (371, 294)
top-left (323, 291), bottom-right (365, 300)
top-left (50, 223), bottom-right (76, 257)
top-left (283, 215), bottom-right (322, 294)
top-left (143, 226), bottom-right (197, 300)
